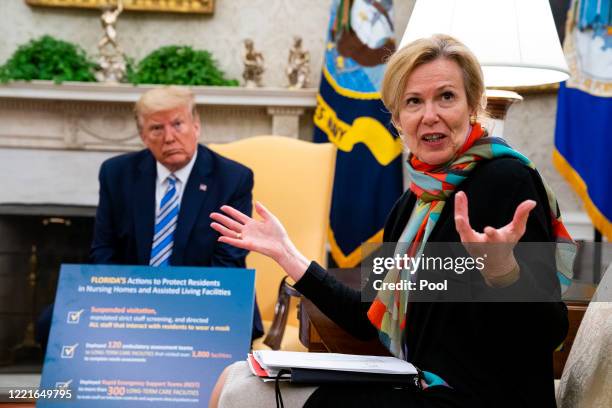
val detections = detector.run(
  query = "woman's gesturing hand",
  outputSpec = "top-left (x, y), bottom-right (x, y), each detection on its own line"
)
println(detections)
top-left (210, 202), bottom-right (309, 281)
top-left (210, 202), bottom-right (287, 258)
top-left (453, 191), bottom-right (536, 286)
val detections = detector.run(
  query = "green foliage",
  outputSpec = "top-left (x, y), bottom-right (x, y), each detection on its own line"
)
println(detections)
top-left (128, 46), bottom-right (239, 86)
top-left (0, 35), bottom-right (96, 84)
top-left (0, 37), bottom-right (238, 87)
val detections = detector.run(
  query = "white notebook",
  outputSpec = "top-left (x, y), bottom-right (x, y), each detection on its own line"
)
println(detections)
top-left (252, 350), bottom-right (417, 375)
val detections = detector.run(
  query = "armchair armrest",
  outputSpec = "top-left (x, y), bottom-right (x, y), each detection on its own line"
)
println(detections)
top-left (263, 277), bottom-right (302, 350)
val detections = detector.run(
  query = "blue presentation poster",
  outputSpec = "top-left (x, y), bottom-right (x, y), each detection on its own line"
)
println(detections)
top-left (38, 264), bottom-right (255, 407)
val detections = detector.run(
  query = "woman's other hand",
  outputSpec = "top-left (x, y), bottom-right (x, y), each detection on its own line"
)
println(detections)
top-left (454, 191), bottom-right (536, 287)
top-left (210, 202), bottom-right (309, 281)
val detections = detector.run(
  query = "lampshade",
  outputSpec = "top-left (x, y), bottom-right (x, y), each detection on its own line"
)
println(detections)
top-left (400, 0), bottom-right (570, 88)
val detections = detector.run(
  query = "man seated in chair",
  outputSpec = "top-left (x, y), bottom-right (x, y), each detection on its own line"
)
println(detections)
top-left (91, 86), bottom-right (263, 340)
top-left (37, 87), bottom-right (263, 349)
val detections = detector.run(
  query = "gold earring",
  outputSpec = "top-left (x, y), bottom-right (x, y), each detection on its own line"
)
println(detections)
top-left (469, 115), bottom-right (477, 125)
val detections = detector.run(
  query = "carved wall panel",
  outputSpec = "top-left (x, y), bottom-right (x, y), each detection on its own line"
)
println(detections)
top-left (199, 106), bottom-right (270, 144)
top-left (0, 82), bottom-right (315, 150)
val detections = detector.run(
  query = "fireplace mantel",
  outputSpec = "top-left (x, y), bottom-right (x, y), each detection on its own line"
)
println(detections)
top-left (0, 81), bottom-right (317, 152)
top-left (0, 81), bottom-right (317, 106)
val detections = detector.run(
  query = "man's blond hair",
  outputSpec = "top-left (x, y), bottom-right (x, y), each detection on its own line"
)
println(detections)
top-left (134, 86), bottom-right (199, 131)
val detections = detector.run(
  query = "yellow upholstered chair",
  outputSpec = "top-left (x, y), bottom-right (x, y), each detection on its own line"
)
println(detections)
top-left (208, 136), bottom-right (336, 351)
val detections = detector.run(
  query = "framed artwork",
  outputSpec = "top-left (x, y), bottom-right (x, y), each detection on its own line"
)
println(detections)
top-left (25, 0), bottom-right (214, 14)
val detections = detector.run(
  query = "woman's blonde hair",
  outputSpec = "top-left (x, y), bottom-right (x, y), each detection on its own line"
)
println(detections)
top-left (134, 86), bottom-right (199, 131)
top-left (381, 34), bottom-right (488, 129)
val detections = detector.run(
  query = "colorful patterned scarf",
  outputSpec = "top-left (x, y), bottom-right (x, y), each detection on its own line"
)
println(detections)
top-left (367, 123), bottom-right (576, 363)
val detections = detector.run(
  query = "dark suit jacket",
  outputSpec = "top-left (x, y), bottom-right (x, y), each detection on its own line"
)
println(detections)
top-left (90, 144), bottom-right (263, 339)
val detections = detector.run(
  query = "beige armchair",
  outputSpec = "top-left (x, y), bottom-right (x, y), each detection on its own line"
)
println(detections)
top-left (209, 136), bottom-right (336, 350)
top-left (556, 264), bottom-right (612, 408)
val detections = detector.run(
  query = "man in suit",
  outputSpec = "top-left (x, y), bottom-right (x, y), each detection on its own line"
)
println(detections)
top-left (90, 86), bottom-right (263, 339)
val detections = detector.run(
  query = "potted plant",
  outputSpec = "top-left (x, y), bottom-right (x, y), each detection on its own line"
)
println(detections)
top-left (0, 35), bottom-right (97, 84)
top-left (128, 45), bottom-right (238, 86)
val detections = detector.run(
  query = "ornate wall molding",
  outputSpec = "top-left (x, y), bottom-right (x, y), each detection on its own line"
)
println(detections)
top-left (267, 107), bottom-right (305, 138)
top-left (0, 81), bottom-right (317, 151)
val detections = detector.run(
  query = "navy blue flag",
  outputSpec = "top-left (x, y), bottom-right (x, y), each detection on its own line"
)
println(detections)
top-left (313, 0), bottom-right (403, 267)
top-left (554, 0), bottom-right (612, 240)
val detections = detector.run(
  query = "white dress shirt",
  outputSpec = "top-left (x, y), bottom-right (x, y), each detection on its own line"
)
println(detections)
top-left (154, 150), bottom-right (198, 216)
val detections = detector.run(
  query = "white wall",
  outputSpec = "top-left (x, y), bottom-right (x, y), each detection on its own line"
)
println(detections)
top-left (0, 0), bottom-right (413, 88)
top-left (0, 0), bottom-right (590, 234)
top-left (0, 148), bottom-right (114, 206)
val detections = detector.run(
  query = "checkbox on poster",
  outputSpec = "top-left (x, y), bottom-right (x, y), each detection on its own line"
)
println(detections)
top-left (61, 343), bottom-right (78, 359)
top-left (67, 309), bottom-right (84, 324)
top-left (55, 379), bottom-right (72, 389)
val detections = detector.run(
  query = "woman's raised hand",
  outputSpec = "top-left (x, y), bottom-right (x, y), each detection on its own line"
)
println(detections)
top-left (453, 191), bottom-right (536, 285)
top-left (210, 202), bottom-right (309, 281)
top-left (211, 202), bottom-right (286, 258)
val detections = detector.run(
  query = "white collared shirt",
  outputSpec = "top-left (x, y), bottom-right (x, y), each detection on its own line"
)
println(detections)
top-left (154, 150), bottom-right (198, 215)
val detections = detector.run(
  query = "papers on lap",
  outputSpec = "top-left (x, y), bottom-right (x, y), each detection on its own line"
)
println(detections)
top-left (248, 350), bottom-right (418, 383)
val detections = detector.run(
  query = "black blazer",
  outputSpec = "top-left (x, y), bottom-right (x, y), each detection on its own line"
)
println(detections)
top-left (90, 144), bottom-right (263, 339)
top-left (296, 157), bottom-right (568, 408)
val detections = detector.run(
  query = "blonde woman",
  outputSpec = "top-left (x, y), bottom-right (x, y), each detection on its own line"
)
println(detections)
top-left (211, 35), bottom-right (573, 408)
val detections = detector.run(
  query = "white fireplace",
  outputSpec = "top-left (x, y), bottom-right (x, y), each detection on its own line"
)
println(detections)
top-left (0, 81), bottom-right (317, 370)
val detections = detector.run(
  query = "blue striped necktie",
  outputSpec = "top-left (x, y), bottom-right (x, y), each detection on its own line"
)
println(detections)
top-left (150, 175), bottom-right (179, 267)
